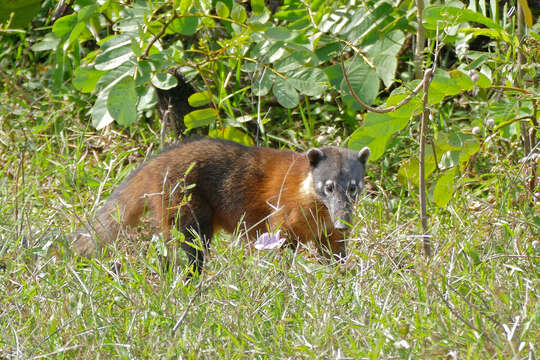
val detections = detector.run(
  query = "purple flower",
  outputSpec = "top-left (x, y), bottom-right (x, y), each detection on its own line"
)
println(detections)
top-left (254, 230), bottom-right (286, 250)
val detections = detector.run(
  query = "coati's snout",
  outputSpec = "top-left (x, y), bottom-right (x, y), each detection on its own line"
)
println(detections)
top-left (306, 146), bottom-right (370, 230)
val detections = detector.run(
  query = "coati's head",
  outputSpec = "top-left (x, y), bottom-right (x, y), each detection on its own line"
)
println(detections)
top-left (306, 146), bottom-right (370, 230)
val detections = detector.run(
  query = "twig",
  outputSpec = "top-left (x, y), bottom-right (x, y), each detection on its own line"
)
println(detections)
top-left (142, 10), bottom-right (177, 58)
top-left (340, 47), bottom-right (427, 113)
top-left (419, 69), bottom-right (434, 258)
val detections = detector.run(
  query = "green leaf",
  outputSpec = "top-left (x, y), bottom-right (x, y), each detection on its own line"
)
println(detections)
top-left (326, 57), bottom-right (379, 107)
top-left (184, 108), bottom-right (218, 130)
top-left (77, 4), bottom-right (98, 22)
top-left (423, 5), bottom-right (503, 31)
top-left (397, 150), bottom-right (437, 187)
top-left (0, 0), bottom-right (41, 29)
top-left (433, 170), bottom-right (455, 208)
top-left (31, 33), bottom-right (61, 52)
top-left (91, 91), bottom-right (114, 130)
top-left (252, 69), bottom-right (274, 97)
top-left (428, 69), bottom-right (465, 104)
top-left (450, 70), bottom-right (474, 91)
top-left (151, 72), bottom-right (178, 90)
top-left (367, 30), bottom-right (404, 87)
top-left (137, 86), bottom-right (157, 112)
top-left (274, 52), bottom-right (309, 73)
top-left (349, 134), bottom-right (391, 162)
top-left (96, 62), bottom-right (136, 92)
top-left (287, 68), bottom-right (328, 97)
top-left (209, 126), bottom-right (254, 146)
top-left (231, 3), bottom-right (247, 23)
top-left (251, 0), bottom-right (265, 15)
top-left (373, 55), bottom-right (397, 88)
top-left (52, 13), bottom-right (78, 37)
top-left (72, 67), bottom-right (105, 93)
top-left (95, 36), bottom-right (134, 71)
top-left (107, 76), bottom-right (137, 126)
top-left (188, 91), bottom-right (212, 107)
top-left (476, 72), bottom-right (492, 88)
top-left (265, 26), bottom-right (295, 41)
top-left (171, 14), bottom-right (199, 35)
top-left (273, 78), bottom-right (299, 109)
top-left (349, 113), bottom-right (410, 161)
top-left (216, 2), bottom-right (230, 18)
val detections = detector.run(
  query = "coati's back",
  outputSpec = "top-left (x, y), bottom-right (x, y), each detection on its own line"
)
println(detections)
top-left (74, 138), bottom-right (279, 254)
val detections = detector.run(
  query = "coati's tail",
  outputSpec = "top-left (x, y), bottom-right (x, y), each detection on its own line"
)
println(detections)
top-left (71, 171), bottom-right (148, 256)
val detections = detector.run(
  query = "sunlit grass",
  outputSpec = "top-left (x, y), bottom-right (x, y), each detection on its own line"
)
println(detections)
top-left (1, 89), bottom-right (538, 359)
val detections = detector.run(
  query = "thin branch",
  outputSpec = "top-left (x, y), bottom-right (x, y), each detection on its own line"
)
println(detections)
top-left (340, 47), bottom-right (427, 113)
top-left (142, 11), bottom-right (177, 58)
top-left (419, 68), bottom-right (433, 258)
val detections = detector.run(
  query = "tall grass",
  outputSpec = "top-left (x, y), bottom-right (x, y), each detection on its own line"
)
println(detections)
top-left (1, 86), bottom-right (538, 359)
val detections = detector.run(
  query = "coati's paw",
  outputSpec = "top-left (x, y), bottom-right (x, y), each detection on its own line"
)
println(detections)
top-left (70, 231), bottom-right (97, 257)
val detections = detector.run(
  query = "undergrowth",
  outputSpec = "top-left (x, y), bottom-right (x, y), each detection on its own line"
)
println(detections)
top-left (1, 69), bottom-right (539, 360)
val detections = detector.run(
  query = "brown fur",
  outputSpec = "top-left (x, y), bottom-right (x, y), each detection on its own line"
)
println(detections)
top-left (72, 138), bottom-right (356, 272)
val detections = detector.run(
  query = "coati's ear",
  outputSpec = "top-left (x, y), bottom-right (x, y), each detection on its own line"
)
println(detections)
top-left (306, 148), bottom-right (324, 166)
top-left (357, 147), bottom-right (370, 165)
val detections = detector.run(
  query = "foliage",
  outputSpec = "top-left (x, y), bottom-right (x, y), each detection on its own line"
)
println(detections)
top-left (0, 92), bottom-right (538, 358)
top-left (0, 0), bottom-right (539, 357)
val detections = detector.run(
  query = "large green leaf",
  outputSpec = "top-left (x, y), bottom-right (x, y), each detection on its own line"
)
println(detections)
top-left (367, 30), bottom-right (404, 87)
top-left (287, 68), bottom-right (328, 97)
top-left (52, 13), bottom-right (78, 38)
top-left (188, 91), bottom-right (212, 107)
top-left (209, 126), bottom-right (254, 146)
top-left (31, 33), bottom-right (61, 52)
top-left (184, 108), bottom-right (218, 130)
top-left (398, 149), bottom-right (437, 187)
top-left (95, 35), bottom-right (135, 71)
top-left (273, 78), bottom-right (299, 109)
top-left (349, 134), bottom-right (391, 162)
top-left (326, 57), bottom-right (379, 108)
top-left (424, 5), bottom-right (503, 31)
top-left (91, 91), bottom-right (114, 130)
top-left (137, 86), bottom-right (157, 112)
top-left (107, 76), bottom-right (137, 126)
top-left (170, 14), bottom-right (199, 35)
top-left (252, 69), bottom-right (274, 97)
top-left (349, 113), bottom-right (410, 161)
top-left (433, 169), bottom-right (456, 208)
top-left (72, 67), bottom-right (106, 93)
top-left (0, 0), bottom-right (41, 29)
top-left (151, 72), bottom-right (178, 90)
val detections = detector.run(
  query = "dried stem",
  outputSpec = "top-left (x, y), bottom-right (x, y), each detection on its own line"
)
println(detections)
top-left (419, 68), bottom-right (433, 258)
top-left (340, 50), bottom-right (428, 114)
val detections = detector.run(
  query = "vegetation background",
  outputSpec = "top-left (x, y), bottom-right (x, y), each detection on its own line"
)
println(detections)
top-left (1, 0), bottom-right (538, 358)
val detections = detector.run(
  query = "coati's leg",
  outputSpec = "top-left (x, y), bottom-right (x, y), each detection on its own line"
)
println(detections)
top-left (178, 200), bottom-right (214, 276)
top-left (150, 189), bottom-right (214, 275)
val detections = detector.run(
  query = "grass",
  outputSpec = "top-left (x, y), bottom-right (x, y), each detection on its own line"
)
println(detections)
top-left (1, 77), bottom-right (539, 359)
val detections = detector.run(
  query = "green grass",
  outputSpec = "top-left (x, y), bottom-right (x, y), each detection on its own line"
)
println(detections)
top-left (1, 84), bottom-right (539, 359)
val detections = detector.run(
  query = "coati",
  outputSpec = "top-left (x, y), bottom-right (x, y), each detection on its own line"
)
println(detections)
top-left (72, 138), bottom-right (370, 274)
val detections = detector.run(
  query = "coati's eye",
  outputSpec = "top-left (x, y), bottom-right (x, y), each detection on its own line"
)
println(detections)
top-left (324, 182), bottom-right (334, 194)
top-left (348, 183), bottom-right (357, 194)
